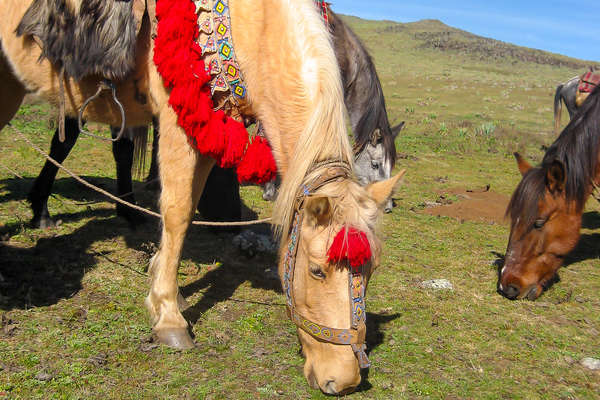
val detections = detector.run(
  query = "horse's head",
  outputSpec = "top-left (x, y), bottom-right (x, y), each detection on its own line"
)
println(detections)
top-left (280, 167), bottom-right (405, 395)
top-left (499, 153), bottom-right (582, 300)
top-left (354, 122), bottom-right (404, 213)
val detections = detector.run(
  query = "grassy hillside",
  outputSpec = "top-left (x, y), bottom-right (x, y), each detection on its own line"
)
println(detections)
top-left (1, 15), bottom-right (599, 399)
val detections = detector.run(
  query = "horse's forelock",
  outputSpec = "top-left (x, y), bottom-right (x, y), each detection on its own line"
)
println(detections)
top-left (506, 167), bottom-right (546, 230)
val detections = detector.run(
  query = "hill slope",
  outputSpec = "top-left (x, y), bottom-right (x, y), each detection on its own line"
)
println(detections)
top-left (344, 16), bottom-right (598, 69)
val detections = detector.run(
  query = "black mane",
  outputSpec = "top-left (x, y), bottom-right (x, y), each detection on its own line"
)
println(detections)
top-left (329, 11), bottom-right (397, 165)
top-left (508, 84), bottom-right (600, 225)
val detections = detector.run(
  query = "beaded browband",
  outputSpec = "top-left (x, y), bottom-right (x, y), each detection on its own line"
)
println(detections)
top-left (282, 161), bottom-right (371, 369)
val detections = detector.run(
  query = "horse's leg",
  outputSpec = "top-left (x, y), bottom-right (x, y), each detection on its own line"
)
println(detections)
top-left (197, 166), bottom-right (241, 233)
top-left (0, 57), bottom-right (25, 130)
top-left (27, 117), bottom-right (79, 228)
top-left (111, 126), bottom-right (147, 227)
top-left (145, 118), bottom-right (160, 189)
top-left (145, 108), bottom-right (214, 349)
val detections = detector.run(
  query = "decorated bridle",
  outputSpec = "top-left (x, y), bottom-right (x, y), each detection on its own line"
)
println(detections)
top-left (282, 161), bottom-right (371, 369)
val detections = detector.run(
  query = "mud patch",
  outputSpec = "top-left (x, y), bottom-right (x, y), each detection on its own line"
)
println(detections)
top-left (422, 187), bottom-right (510, 225)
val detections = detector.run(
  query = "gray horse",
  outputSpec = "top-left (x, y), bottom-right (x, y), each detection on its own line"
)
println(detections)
top-left (264, 8), bottom-right (404, 213)
top-left (553, 76), bottom-right (579, 135)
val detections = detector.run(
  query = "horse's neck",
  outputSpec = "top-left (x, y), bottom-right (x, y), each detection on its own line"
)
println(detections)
top-left (330, 12), bottom-right (380, 135)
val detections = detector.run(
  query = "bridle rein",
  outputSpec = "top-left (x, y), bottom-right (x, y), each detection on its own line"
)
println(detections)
top-left (282, 161), bottom-right (371, 369)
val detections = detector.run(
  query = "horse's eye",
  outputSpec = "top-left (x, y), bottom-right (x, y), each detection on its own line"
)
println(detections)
top-left (371, 161), bottom-right (379, 170)
top-left (309, 263), bottom-right (326, 279)
top-left (534, 219), bottom-right (546, 229)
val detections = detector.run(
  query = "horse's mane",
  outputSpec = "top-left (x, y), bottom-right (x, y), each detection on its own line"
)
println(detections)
top-left (16, 0), bottom-right (137, 80)
top-left (272, 0), bottom-right (354, 238)
top-left (508, 84), bottom-right (600, 226)
top-left (329, 11), bottom-right (397, 165)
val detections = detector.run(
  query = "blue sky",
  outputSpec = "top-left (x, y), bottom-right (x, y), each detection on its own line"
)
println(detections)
top-left (330, 1), bottom-right (600, 61)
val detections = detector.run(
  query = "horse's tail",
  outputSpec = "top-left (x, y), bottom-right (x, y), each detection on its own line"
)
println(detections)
top-left (131, 126), bottom-right (150, 180)
top-left (554, 83), bottom-right (564, 135)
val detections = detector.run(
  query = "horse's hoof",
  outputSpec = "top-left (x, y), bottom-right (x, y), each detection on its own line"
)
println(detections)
top-left (117, 208), bottom-right (147, 229)
top-left (31, 217), bottom-right (56, 229)
top-left (154, 328), bottom-right (195, 350)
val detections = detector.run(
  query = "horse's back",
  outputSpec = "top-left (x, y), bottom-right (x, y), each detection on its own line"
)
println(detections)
top-left (0, 0), bottom-right (154, 127)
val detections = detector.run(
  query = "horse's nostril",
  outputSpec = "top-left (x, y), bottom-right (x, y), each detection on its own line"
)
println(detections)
top-left (503, 284), bottom-right (520, 299)
top-left (323, 380), bottom-right (337, 395)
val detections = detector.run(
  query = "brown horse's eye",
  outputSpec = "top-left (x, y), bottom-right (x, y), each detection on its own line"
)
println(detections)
top-left (534, 219), bottom-right (546, 229)
top-left (309, 263), bottom-right (326, 279)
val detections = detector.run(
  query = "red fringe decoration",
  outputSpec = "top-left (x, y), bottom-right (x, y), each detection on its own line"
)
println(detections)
top-left (153, 0), bottom-right (277, 184)
top-left (236, 136), bottom-right (277, 185)
top-left (327, 227), bottom-right (372, 269)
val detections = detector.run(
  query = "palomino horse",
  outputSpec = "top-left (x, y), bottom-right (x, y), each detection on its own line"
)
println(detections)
top-left (0, 0), bottom-right (402, 393)
top-left (499, 85), bottom-right (600, 300)
top-left (26, 5), bottom-right (403, 230)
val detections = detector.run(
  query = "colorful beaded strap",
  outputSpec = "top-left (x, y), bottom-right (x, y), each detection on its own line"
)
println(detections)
top-left (282, 162), bottom-right (371, 369)
top-left (196, 0), bottom-right (247, 118)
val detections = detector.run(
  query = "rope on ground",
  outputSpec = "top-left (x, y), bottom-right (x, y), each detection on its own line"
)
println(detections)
top-left (7, 123), bottom-right (272, 227)
top-left (0, 162), bottom-right (24, 179)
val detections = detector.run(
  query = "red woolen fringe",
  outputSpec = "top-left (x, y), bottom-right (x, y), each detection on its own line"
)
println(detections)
top-left (236, 136), bottom-right (277, 185)
top-left (327, 227), bottom-right (372, 269)
top-left (153, 0), bottom-right (277, 184)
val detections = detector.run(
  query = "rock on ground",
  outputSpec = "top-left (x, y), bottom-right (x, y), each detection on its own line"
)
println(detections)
top-left (581, 357), bottom-right (600, 371)
top-left (420, 279), bottom-right (454, 290)
top-left (232, 230), bottom-right (278, 257)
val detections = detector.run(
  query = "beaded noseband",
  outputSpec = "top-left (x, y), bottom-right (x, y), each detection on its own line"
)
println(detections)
top-left (282, 161), bottom-right (371, 369)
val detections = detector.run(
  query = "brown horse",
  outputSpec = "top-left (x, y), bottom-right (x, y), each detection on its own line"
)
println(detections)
top-left (499, 84), bottom-right (600, 300)
top-left (0, 0), bottom-right (402, 393)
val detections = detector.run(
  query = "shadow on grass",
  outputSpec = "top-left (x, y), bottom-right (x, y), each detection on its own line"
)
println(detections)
top-left (0, 173), bottom-right (275, 310)
top-left (0, 211), bottom-right (142, 310)
top-left (181, 228), bottom-right (280, 325)
top-left (0, 176), bottom-right (123, 204)
top-left (354, 312), bottom-right (401, 393)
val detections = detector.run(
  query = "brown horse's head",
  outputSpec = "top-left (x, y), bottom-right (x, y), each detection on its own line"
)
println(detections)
top-left (499, 154), bottom-right (583, 300)
top-left (280, 169), bottom-right (404, 395)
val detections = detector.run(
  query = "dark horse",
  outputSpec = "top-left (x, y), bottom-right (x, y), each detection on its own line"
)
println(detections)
top-left (553, 76), bottom-right (579, 135)
top-left (499, 84), bottom-right (600, 300)
top-left (27, 119), bottom-right (241, 229)
top-left (26, 6), bottom-right (403, 229)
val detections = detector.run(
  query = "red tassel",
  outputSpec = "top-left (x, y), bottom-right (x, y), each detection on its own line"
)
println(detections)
top-left (236, 136), bottom-right (277, 185)
top-left (327, 227), bottom-right (372, 269)
top-left (220, 118), bottom-right (249, 168)
top-left (154, 0), bottom-right (265, 172)
top-left (197, 111), bottom-right (227, 160)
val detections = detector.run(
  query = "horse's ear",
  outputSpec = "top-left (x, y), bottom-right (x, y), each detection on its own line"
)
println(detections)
top-left (546, 160), bottom-right (566, 193)
top-left (305, 196), bottom-right (332, 226)
top-left (370, 129), bottom-right (382, 146)
top-left (391, 121), bottom-right (405, 139)
top-left (514, 152), bottom-right (532, 176)
top-left (367, 169), bottom-right (406, 207)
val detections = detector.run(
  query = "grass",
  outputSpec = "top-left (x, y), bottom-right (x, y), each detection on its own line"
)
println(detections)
top-left (1, 15), bottom-right (600, 399)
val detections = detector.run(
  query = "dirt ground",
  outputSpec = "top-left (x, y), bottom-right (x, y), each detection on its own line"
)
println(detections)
top-left (422, 186), bottom-right (510, 225)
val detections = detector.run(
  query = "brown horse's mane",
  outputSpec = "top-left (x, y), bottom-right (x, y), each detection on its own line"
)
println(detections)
top-left (508, 84), bottom-right (600, 226)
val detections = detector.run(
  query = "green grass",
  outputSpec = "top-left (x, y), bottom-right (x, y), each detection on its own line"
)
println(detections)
top-left (1, 16), bottom-right (599, 399)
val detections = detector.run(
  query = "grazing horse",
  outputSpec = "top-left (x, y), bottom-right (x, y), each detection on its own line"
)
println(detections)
top-left (553, 76), bottom-right (579, 135)
top-left (0, 0), bottom-right (402, 393)
top-left (499, 85), bottom-right (600, 300)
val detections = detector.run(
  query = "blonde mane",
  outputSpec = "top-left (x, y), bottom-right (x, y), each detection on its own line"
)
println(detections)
top-left (270, 0), bottom-right (354, 238)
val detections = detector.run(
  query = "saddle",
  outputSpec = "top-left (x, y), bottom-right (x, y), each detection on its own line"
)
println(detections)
top-left (576, 70), bottom-right (600, 107)
top-left (17, 0), bottom-right (151, 81)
